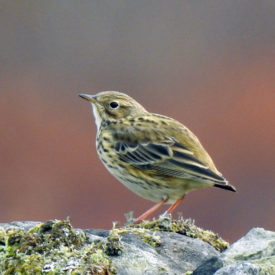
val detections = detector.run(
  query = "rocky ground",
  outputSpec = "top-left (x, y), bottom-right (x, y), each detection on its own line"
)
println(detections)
top-left (0, 217), bottom-right (274, 274)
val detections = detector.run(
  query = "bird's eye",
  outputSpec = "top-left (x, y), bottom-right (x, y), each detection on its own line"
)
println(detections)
top-left (110, 101), bottom-right (119, 109)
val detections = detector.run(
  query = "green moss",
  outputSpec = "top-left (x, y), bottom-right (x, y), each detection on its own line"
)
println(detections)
top-left (0, 218), bottom-right (117, 274)
top-left (0, 216), bottom-right (230, 274)
top-left (103, 230), bottom-right (123, 256)
top-left (111, 224), bottom-right (162, 248)
top-left (142, 232), bottom-right (161, 247)
top-left (124, 215), bottom-right (229, 252)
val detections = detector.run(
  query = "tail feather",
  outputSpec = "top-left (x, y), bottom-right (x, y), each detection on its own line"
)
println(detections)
top-left (214, 183), bottom-right (236, 192)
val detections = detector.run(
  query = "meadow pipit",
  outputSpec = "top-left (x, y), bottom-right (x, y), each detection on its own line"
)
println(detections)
top-left (79, 91), bottom-right (236, 223)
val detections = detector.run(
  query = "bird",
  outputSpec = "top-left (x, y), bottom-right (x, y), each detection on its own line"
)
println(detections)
top-left (79, 91), bottom-right (236, 223)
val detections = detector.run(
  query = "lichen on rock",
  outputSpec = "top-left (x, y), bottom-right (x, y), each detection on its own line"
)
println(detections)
top-left (0, 218), bottom-right (273, 275)
top-left (123, 214), bottom-right (229, 252)
top-left (0, 218), bottom-right (117, 274)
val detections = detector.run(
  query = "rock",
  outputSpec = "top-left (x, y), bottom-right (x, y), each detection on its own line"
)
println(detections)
top-left (221, 228), bottom-right (275, 263)
top-left (0, 219), bottom-right (274, 274)
top-left (220, 227), bottom-right (275, 275)
top-left (194, 227), bottom-right (275, 275)
top-left (214, 263), bottom-right (261, 275)
top-left (111, 231), bottom-right (220, 275)
top-left (0, 220), bottom-right (41, 230)
top-left (192, 257), bottom-right (223, 275)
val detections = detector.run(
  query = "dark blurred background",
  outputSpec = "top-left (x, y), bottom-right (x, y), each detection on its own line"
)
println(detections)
top-left (0, 1), bottom-right (274, 242)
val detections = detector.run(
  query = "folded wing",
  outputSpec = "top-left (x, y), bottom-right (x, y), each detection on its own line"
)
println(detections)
top-left (114, 137), bottom-right (227, 184)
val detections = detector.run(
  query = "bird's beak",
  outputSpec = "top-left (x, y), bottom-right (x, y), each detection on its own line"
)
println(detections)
top-left (78, 93), bottom-right (97, 103)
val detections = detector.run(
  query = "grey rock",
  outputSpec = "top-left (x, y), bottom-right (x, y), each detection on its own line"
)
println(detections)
top-left (154, 231), bottom-right (220, 272)
top-left (214, 263), bottom-right (261, 275)
top-left (221, 228), bottom-right (275, 264)
top-left (219, 227), bottom-right (275, 275)
top-left (0, 220), bottom-right (221, 275)
top-left (0, 220), bottom-right (41, 231)
top-left (193, 256), bottom-right (223, 275)
top-left (0, 221), bottom-right (274, 275)
top-left (110, 233), bottom-right (174, 275)
top-left (111, 231), bottom-right (220, 275)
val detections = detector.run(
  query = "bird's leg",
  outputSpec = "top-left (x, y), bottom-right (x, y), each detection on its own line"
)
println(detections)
top-left (166, 195), bottom-right (185, 214)
top-left (134, 198), bottom-right (168, 224)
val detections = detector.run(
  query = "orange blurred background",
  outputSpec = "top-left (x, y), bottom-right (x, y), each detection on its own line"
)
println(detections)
top-left (0, 1), bottom-right (274, 242)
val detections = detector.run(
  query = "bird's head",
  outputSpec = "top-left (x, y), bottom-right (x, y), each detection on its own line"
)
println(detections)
top-left (79, 91), bottom-right (147, 129)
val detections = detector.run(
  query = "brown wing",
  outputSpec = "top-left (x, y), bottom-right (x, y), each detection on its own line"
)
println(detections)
top-left (114, 137), bottom-right (227, 184)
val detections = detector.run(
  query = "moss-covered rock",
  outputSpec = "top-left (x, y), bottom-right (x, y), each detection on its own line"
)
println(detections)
top-left (0, 218), bottom-right (273, 274)
top-left (0, 218), bottom-right (117, 274)
top-left (123, 215), bottom-right (229, 252)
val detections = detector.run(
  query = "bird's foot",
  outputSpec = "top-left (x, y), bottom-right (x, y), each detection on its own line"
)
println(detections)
top-left (124, 211), bottom-right (136, 225)
top-left (159, 211), bottom-right (172, 220)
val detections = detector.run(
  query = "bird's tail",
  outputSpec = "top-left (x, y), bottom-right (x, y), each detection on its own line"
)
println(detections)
top-left (214, 183), bottom-right (236, 192)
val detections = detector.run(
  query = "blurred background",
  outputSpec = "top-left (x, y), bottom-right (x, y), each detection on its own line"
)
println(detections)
top-left (0, 1), bottom-right (274, 243)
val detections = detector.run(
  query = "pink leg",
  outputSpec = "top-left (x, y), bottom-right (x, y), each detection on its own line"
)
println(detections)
top-left (166, 195), bottom-right (185, 214)
top-left (134, 198), bottom-right (167, 224)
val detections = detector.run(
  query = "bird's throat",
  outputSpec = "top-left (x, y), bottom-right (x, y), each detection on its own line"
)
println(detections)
top-left (91, 104), bottom-right (102, 131)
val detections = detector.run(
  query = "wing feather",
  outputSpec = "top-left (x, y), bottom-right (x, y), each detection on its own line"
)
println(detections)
top-left (114, 138), bottom-right (226, 184)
